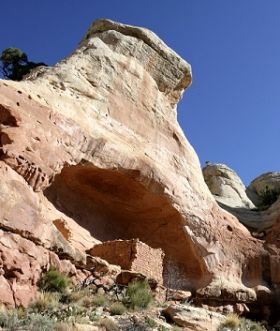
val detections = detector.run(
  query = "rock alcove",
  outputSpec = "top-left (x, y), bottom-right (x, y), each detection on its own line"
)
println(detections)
top-left (44, 164), bottom-right (211, 290)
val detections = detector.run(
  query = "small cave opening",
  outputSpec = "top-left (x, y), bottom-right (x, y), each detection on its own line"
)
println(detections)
top-left (44, 164), bottom-right (210, 290)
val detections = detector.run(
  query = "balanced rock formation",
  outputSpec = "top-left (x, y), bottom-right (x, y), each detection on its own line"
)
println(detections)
top-left (0, 19), bottom-right (273, 311)
top-left (203, 163), bottom-right (255, 209)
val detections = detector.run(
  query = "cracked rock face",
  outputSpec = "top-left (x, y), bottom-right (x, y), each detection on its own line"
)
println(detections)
top-left (0, 19), bottom-right (270, 308)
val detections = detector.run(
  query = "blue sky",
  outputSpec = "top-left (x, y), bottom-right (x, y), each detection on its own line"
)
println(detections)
top-left (0, 1), bottom-right (279, 185)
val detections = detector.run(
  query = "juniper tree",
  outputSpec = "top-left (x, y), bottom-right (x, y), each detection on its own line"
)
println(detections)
top-left (0, 47), bottom-right (46, 81)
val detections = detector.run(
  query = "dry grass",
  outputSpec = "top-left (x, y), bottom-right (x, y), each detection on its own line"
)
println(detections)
top-left (100, 318), bottom-right (120, 331)
top-left (92, 293), bottom-right (107, 306)
top-left (109, 302), bottom-right (127, 315)
top-left (220, 313), bottom-right (240, 329)
top-left (30, 291), bottom-right (60, 312)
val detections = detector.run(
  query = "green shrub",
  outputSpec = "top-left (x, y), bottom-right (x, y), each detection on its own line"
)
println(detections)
top-left (258, 186), bottom-right (280, 210)
top-left (0, 47), bottom-right (46, 81)
top-left (125, 280), bottom-right (153, 309)
top-left (109, 302), bottom-right (127, 315)
top-left (92, 293), bottom-right (107, 306)
top-left (38, 267), bottom-right (70, 293)
top-left (146, 317), bottom-right (157, 328)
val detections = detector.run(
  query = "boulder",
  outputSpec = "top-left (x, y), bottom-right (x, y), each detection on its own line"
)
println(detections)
top-left (167, 289), bottom-right (192, 302)
top-left (203, 164), bottom-right (280, 233)
top-left (163, 304), bottom-right (225, 330)
top-left (203, 163), bottom-right (255, 209)
top-left (246, 172), bottom-right (280, 207)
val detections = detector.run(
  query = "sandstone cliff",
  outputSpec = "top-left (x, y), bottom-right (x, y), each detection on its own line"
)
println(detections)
top-left (0, 19), bottom-right (276, 315)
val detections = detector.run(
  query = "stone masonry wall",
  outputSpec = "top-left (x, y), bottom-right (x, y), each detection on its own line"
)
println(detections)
top-left (89, 239), bottom-right (164, 284)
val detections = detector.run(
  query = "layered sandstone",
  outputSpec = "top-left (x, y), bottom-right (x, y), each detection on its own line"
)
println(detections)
top-left (0, 19), bottom-right (274, 310)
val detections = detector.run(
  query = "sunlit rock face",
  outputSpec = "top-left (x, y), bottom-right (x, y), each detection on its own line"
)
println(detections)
top-left (0, 19), bottom-right (268, 308)
top-left (203, 163), bottom-right (255, 209)
top-left (203, 164), bottom-right (280, 233)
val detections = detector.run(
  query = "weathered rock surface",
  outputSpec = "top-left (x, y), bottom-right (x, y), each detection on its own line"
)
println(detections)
top-left (203, 162), bottom-right (280, 319)
top-left (163, 304), bottom-right (225, 330)
top-left (0, 19), bottom-right (274, 311)
top-left (0, 229), bottom-right (93, 307)
top-left (203, 163), bottom-right (255, 209)
top-left (246, 172), bottom-right (280, 207)
top-left (203, 164), bottom-right (280, 232)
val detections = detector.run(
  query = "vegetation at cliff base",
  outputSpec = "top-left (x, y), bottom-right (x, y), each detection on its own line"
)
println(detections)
top-left (125, 280), bottom-right (153, 309)
top-left (38, 267), bottom-right (70, 293)
top-left (0, 47), bottom-right (46, 81)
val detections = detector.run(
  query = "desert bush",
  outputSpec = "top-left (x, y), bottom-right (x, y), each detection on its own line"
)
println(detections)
top-left (52, 303), bottom-right (84, 322)
top-left (0, 309), bottom-right (22, 330)
top-left (25, 313), bottom-right (54, 331)
top-left (220, 313), bottom-right (240, 330)
top-left (146, 316), bottom-right (157, 328)
top-left (125, 280), bottom-right (153, 309)
top-left (89, 310), bottom-right (101, 322)
top-left (100, 318), bottom-right (120, 331)
top-left (219, 315), bottom-right (265, 331)
top-left (239, 318), bottom-right (265, 331)
top-left (60, 287), bottom-right (92, 305)
top-left (109, 302), bottom-right (127, 315)
top-left (70, 287), bottom-right (92, 302)
top-left (38, 267), bottom-right (71, 293)
top-left (0, 310), bottom-right (54, 331)
top-left (258, 186), bottom-right (280, 210)
top-left (54, 321), bottom-right (76, 331)
top-left (92, 293), bottom-right (107, 306)
top-left (30, 291), bottom-right (60, 312)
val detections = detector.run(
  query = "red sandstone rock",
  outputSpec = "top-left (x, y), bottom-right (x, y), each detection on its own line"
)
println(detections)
top-left (0, 19), bottom-right (276, 311)
top-left (116, 270), bottom-right (158, 289)
top-left (167, 289), bottom-right (192, 302)
top-left (163, 304), bottom-right (225, 331)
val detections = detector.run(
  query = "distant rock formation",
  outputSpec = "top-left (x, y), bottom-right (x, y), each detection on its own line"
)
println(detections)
top-left (203, 164), bottom-right (280, 230)
top-left (0, 19), bottom-right (278, 316)
top-left (203, 163), bottom-right (255, 209)
top-left (246, 172), bottom-right (280, 207)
